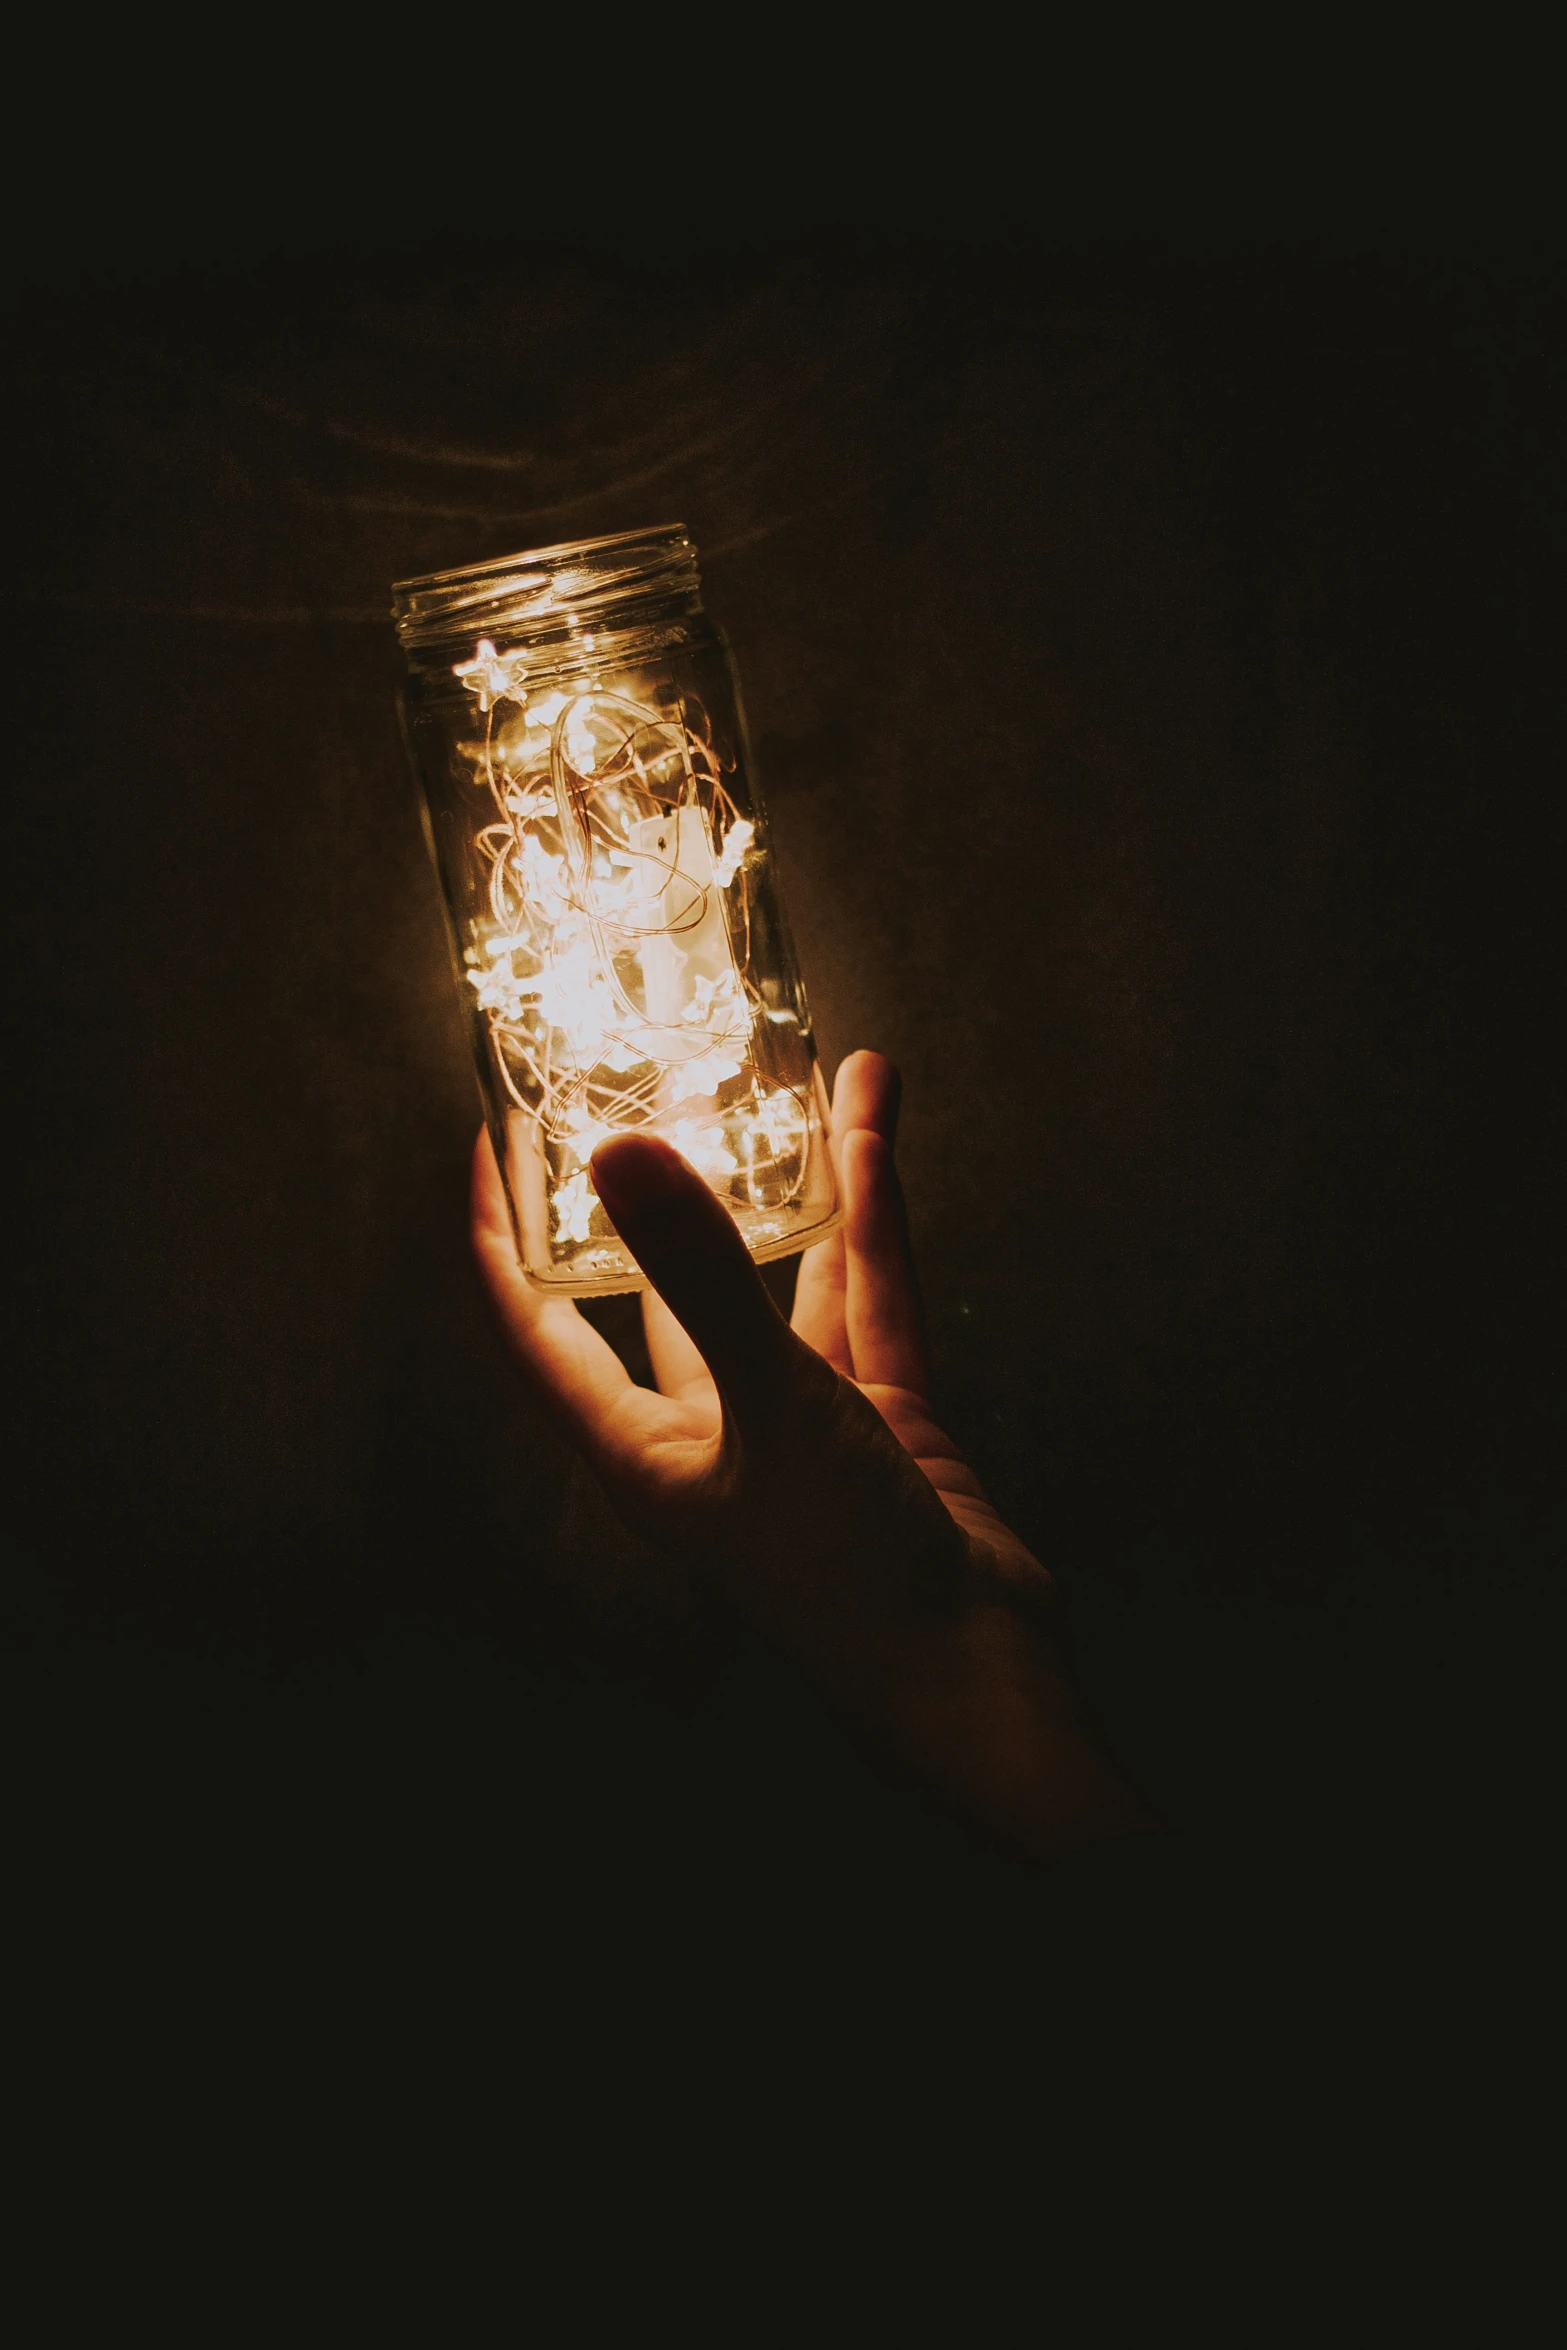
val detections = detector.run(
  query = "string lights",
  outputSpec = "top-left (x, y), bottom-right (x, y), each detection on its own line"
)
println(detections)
top-left (395, 528), bottom-right (840, 1293)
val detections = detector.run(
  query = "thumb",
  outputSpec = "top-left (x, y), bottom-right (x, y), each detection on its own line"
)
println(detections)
top-left (590, 1134), bottom-right (814, 1428)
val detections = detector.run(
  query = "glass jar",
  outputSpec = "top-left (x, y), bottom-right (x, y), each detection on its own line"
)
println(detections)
top-left (393, 525), bottom-right (841, 1294)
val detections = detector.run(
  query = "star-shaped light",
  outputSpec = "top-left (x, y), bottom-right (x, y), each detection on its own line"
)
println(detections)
top-left (712, 818), bottom-right (755, 889)
top-left (453, 639), bottom-right (522, 712)
top-left (669, 1052), bottom-right (743, 1103)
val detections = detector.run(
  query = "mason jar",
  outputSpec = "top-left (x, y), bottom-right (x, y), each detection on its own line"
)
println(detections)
top-left (393, 525), bottom-right (841, 1294)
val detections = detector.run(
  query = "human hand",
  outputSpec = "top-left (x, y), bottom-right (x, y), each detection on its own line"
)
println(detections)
top-left (471, 1051), bottom-right (1152, 1859)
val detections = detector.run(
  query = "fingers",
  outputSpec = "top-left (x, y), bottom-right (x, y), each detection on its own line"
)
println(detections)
top-left (832, 1048), bottom-right (902, 1144)
top-left (842, 1126), bottom-right (929, 1396)
top-left (591, 1134), bottom-right (814, 1431)
top-left (790, 1230), bottom-right (854, 1374)
top-left (794, 1051), bottom-right (926, 1395)
top-left (468, 1128), bottom-right (636, 1456)
top-left (641, 1284), bottom-right (714, 1403)
top-left (791, 1050), bottom-right (901, 1369)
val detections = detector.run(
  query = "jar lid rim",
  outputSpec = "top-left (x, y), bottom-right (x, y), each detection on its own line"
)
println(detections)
top-left (392, 521), bottom-right (689, 600)
top-left (392, 523), bottom-right (699, 652)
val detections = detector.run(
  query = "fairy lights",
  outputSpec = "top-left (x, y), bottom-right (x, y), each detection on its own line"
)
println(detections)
top-left (395, 525), bottom-right (840, 1293)
top-left (452, 643), bottom-right (811, 1266)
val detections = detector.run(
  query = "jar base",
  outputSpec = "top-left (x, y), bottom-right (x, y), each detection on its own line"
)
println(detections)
top-left (518, 1201), bottom-right (844, 1297)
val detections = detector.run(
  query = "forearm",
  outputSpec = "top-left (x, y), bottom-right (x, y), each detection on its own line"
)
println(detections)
top-left (771, 1580), bottom-right (1158, 1863)
top-left (906, 1604), bottom-right (1159, 1861)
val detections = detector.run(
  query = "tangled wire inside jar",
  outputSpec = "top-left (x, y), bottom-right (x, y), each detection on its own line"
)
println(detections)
top-left (454, 640), bottom-right (811, 1271)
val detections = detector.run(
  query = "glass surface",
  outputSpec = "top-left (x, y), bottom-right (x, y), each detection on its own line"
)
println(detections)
top-left (394, 526), bottom-right (840, 1293)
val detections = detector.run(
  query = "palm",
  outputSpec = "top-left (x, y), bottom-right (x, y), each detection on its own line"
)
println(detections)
top-left (471, 1051), bottom-right (1147, 1857)
top-left (473, 1052), bottom-right (1036, 1594)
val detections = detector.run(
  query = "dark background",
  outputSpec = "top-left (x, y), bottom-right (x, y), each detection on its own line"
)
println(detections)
top-left (3, 174), bottom-right (1562, 1983)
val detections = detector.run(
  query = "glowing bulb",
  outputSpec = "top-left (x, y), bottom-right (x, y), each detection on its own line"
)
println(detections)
top-left (563, 1115), bottom-right (616, 1165)
top-left (551, 1171), bottom-right (595, 1242)
top-left (453, 639), bottom-right (520, 712)
top-left (712, 818), bottom-right (754, 888)
top-left (427, 593), bottom-right (836, 1284)
top-left (565, 700), bottom-right (597, 774)
top-left (671, 1119), bottom-right (739, 1180)
top-left (669, 1053), bottom-right (743, 1102)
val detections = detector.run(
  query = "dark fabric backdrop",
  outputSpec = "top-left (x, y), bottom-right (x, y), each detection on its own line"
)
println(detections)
top-left (3, 237), bottom-right (1561, 1955)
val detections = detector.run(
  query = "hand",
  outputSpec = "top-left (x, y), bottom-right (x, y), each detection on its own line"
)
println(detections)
top-left (471, 1051), bottom-right (1153, 1860)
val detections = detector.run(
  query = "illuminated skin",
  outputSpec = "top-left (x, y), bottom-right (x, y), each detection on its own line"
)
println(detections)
top-left (472, 1049), bottom-right (1155, 1862)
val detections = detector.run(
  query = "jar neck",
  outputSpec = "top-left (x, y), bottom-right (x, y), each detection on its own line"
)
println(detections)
top-left (393, 525), bottom-right (705, 686)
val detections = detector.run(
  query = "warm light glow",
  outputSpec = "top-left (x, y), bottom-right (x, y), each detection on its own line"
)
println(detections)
top-left (455, 659), bottom-right (809, 1257)
top-left (451, 638), bottom-right (516, 713)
